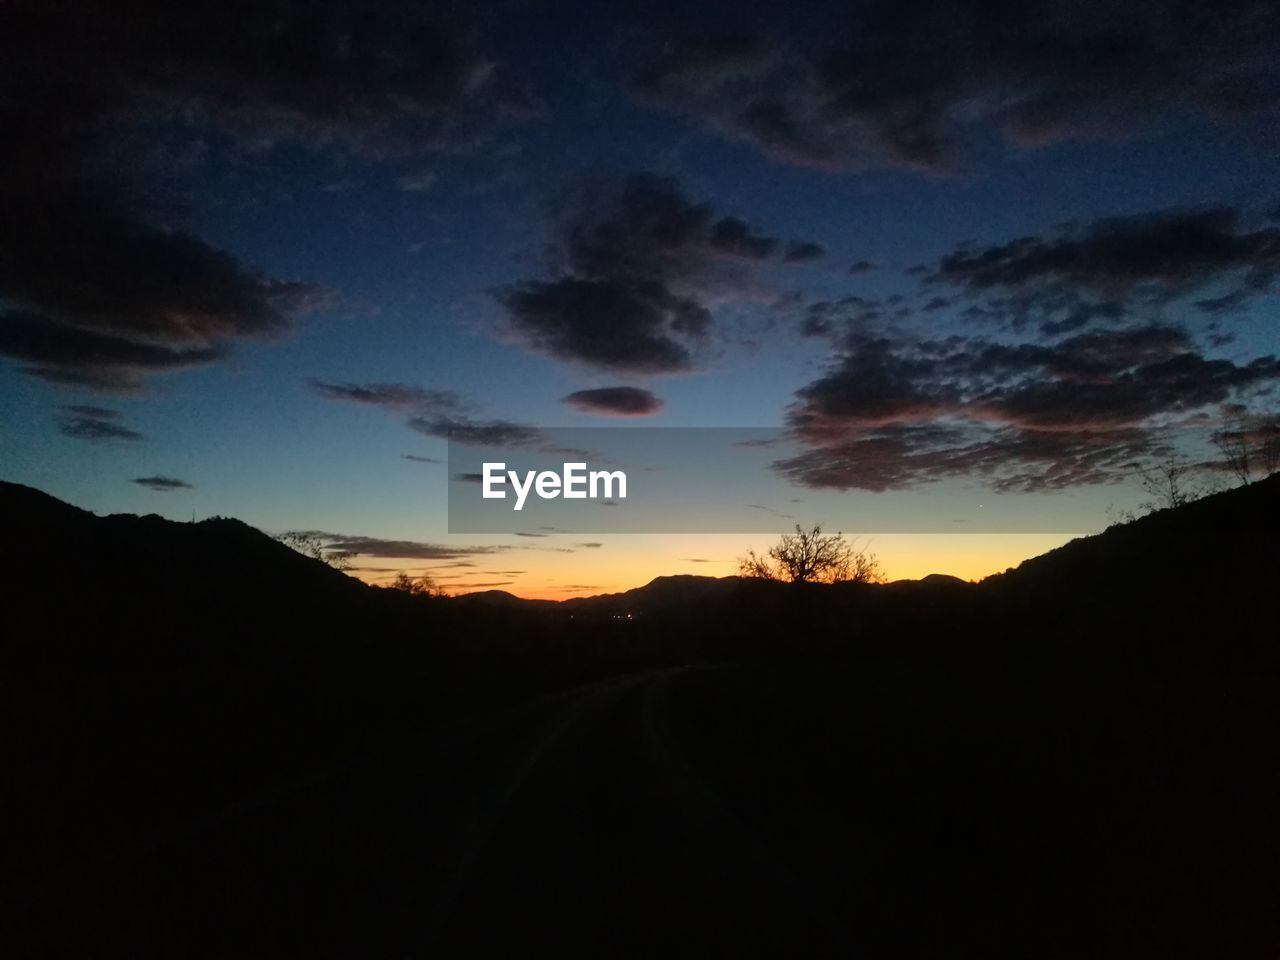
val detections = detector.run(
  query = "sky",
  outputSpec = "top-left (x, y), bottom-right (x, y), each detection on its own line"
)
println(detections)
top-left (2, 0), bottom-right (1278, 598)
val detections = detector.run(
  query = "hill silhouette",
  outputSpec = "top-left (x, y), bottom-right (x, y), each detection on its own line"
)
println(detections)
top-left (3, 477), bottom-right (1277, 958)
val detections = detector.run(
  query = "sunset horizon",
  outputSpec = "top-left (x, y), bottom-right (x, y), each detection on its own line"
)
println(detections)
top-left (5, 2), bottom-right (1278, 956)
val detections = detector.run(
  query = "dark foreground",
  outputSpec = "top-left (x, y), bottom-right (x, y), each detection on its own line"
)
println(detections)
top-left (4, 479), bottom-right (1278, 957)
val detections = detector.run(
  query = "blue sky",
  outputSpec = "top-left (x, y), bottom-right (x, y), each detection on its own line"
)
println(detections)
top-left (2, 0), bottom-right (1278, 595)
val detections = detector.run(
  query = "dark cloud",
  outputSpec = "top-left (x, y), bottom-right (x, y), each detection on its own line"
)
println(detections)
top-left (775, 422), bottom-right (1161, 494)
top-left (576, 543), bottom-right (604, 549)
top-left (502, 278), bottom-right (707, 372)
top-left (310, 379), bottom-right (540, 447)
top-left (0, 185), bottom-right (323, 389)
top-left (794, 296), bottom-right (885, 339)
top-left (402, 454), bottom-right (443, 463)
top-left (748, 503), bottom-right (795, 519)
top-left (0, 0), bottom-right (529, 391)
top-left (709, 217), bottom-right (780, 259)
top-left (1, 0), bottom-right (535, 161)
top-left (796, 325), bottom-right (1278, 433)
top-left (782, 323), bottom-right (1280, 492)
top-left (634, 2), bottom-right (1280, 173)
top-left (454, 472), bottom-right (484, 484)
top-left (310, 381), bottom-right (462, 411)
top-left (562, 386), bottom-right (664, 417)
top-left (133, 476), bottom-right (193, 491)
top-left (500, 174), bottom-right (817, 372)
top-left (848, 260), bottom-right (878, 275)
top-left (297, 533), bottom-right (507, 560)
top-left (784, 241), bottom-right (826, 262)
top-left (936, 208), bottom-right (1280, 298)
top-left (412, 419), bottom-right (542, 447)
top-left (57, 406), bottom-right (144, 442)
top-left (0, 311), bottom-right (225, 391)
top-left (923, 207), bottom-right (1280, 334)
top-left (1195, 290), bottom-right (1251, 316)
top-left (0, 136), bottom-right (323, 392)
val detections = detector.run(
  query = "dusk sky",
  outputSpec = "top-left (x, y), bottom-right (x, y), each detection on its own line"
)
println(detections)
top-left (3, 0), bottom-right (1278, 597)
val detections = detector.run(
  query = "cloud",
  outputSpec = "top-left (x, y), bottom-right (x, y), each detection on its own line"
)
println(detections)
top-left (935, 207), bottom-right (1280, 300)
top-left (411, 419), bottom-right (542, 447)
top-left (576, 542), bottom-right (603, 548)
top-left (133, 476), bottom-right (193, 491)
top-left (1, 0), bottom-right (536, 162)
top-left (310, 381), bottom-right (462, 411)
top-left (796, 326), bottom-right (1279, 432)
top-left (396, 171), bottom-right (438, 192)
top-left (562, 386), bottom-right (664, 416)
top-left (709, 217), bottom-right (780, 259)
top-left (298, 533), bottom-right (508, 560)
top-left (57, 406), bottom-right (144, 441)
top-left (748, 503), bottom-right (795, 518)
top-left (775, 422), bottom-right (1161, 494)
top-left (919, 206), bottom-right (1280, 335)
top-left (0, 1), bottom-right (530, 391)
top-left (310, 379), bottom-right (540, 447)
top-left (500, 174), bottom-right (819, 372)
top-left (793, 296), bottom-right (887, 339)
top-left (633, 3), bottom-right (1280, 173)
top-left (502, 278), bottom-right (708, 372)
top-left (776, 205), bottom-right (1280, 491)
top-left (784, 241), bottom-right (826, 262)
top-left (781, 323), bottom-right (1280, 492)
top-left (0, 126), bottom-right (325, 390)
top-left (0, 190), bottom-right (324, 389)
top-left (402, 454), bottom-right (443, 463)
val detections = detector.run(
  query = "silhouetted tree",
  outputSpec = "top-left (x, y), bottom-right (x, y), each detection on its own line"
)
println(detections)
top-left (739, 524), bottom-right (883, 584)
top-left (276, 532), bottom-right (353, 571)
top-left (1133, 457), bottom-right (1202, 512)
top-left (390, 571), bottom-right (446, 597)
top-left (1213, 411), bottom-right (1280, 485)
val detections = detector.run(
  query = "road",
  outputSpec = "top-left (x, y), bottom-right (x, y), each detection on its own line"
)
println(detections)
top-left (15, 668), bottom-right (855, 958)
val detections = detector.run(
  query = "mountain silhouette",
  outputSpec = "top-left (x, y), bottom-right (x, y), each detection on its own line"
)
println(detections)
top-left (3, 476), bottom-right (1277, 958)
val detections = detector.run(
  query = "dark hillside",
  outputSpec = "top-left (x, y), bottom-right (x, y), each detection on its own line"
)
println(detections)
top-left (3, 478), bottom-right (1277, 958)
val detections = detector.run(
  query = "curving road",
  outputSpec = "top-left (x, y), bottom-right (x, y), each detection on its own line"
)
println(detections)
top-left (17, 668), bottom-right (855, 958)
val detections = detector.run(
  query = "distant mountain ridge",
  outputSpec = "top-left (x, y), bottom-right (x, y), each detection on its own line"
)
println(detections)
top-left (3, 476), bottom-right (1277, 618)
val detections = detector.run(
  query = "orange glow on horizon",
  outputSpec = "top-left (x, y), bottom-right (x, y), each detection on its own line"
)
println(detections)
top-left (348, 532), bottom-right (1081, 600)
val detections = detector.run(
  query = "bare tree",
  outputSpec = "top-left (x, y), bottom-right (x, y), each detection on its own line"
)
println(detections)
top-left (390, 571), bottom-right (447, 597)
top-left (276, 532), bottom-right (353, 571)
top-left (1213, 411), bottom-right (1280, 486)
top-left (1214, 419), bottom-right (1255, 486)
top-left (739, 524), bottom-right (883, 584)
top-left (1133, 457), bottom-right (1201, 512)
